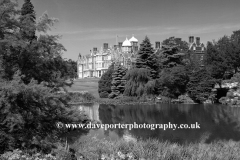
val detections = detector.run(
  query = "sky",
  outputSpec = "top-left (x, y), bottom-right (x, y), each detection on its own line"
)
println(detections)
top-left (18, 0), bottom-right (240, 60)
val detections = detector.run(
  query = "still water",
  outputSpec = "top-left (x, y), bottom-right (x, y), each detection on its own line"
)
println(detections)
top-left (67, 103), bottom-right (240, 144)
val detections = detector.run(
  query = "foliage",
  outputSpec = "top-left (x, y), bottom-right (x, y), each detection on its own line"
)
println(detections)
top-left (109, 63), bottom-right (127, 99)
top-left (0, 74), bottom-right (85, 153)
top-left (20, 0), bottom-right (37, 42)
top-left (204, 41), bottom-right (229, 84)
top-left (157, 66), bottom-right (189, 98)
top-left (186, 69), bottom-right (216, 103)
top-left (66, 91), bottom-right (95, 103)
top-left (71, 136), bottom-right (240, 160)
top-left (0, 0), bottom-right (87, 154)
top-left (223, 72), bottom-right (240, 84)
top-left (124, 68), bottom-right (152, 97)
top-left (156, 41), bottom-right (188, 98)
top-left (219, 72), bottom-right (240, 106)
top-left (162, 36), bottom-right (189, 52)
top-left (64, 59), bottom-right (77, 79)
top-left (204, 31), bottom-right (240, 84)
top-left (135, 36), bottom-right (159, 79)
top-left (1, 149), bottom-right (57, 160)
top-left (158, 45), bottom-right (186, 69)
top-left (0, 0), bottom-right (73, 91)
top-left (98, 63), bottom-right (114, 98)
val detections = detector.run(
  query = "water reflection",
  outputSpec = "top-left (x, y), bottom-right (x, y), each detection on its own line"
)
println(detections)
top-left (77, 103), bottom-right (100, 121)
top-left (71, 103), bottom-right (240, 144)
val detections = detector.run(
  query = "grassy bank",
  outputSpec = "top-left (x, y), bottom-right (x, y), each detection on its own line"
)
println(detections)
top-left (67, 78), bottom-right (100, 98)
top-left (3, 138), bottom-right (240, 160)
top-left (71, 137), bottom-right (240, 160)
top-left (67, 78), bottom-right (197, 105)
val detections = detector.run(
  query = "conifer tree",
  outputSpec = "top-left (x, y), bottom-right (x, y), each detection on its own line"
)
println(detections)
top-left (20, 0), bottom-right (37, 42)
top-left (109, 63), bottom-right (127, 99)
top-left (135, 36), bottom-right (159, 79)
top-left (98, 63), bottom-right (114, 98)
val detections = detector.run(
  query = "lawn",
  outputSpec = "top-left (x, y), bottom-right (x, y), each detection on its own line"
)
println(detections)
top-left (67, 78), bottom-right (100, 98)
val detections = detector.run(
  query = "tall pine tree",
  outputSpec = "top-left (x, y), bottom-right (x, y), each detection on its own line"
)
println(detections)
top-left (135, 36), bottom-right (159, 79)
top-left (20, 0), bottom-right (37, 42)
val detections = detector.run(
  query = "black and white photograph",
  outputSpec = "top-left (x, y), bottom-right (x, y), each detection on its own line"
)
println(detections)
top-left (1, 0), bottom-right (240, 159)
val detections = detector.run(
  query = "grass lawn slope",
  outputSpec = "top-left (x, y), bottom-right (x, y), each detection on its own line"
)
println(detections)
top-left (67, 78), bottom-right (100, 98)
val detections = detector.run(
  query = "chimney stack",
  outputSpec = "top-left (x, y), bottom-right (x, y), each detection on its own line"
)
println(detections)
top-left (155, 41), bottom-right (160, 49)
top-left (118, 42), bottom-right (123, 48)
top-left (196, 37), bottom-right (200, 45)
top-left (189, 36), bottom-right (194, 43)
top-left (114, 45), bottom-right (118, 50)
top-left (103, 43), bottom-right (108, 50)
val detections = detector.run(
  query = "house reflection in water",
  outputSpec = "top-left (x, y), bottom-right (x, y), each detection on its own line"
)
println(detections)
top-left (78, 103), bottom-right (100, 122)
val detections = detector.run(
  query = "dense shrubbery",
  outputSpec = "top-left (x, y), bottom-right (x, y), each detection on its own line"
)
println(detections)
top-left (124, 37), bottom-right (158, 97)
top-left (186, 69), bottom-right (216, 103)
top-left (122, 31), bottom-right (240, 103)
top-left (98, 63), bottom-right (114, 98)
top-left (0, 74), bottom-right (86, 154)
top-left (0, 0), bottom-right (85, 154)
top-left (157, 66), bottom-right (189, 98)
top-left (66, 91), bottom-right (95, 103)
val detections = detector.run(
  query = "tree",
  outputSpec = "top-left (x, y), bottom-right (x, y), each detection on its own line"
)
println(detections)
top-left (186, 69), bottom-right (216, 103)
top-left (135, 36), bottom-right (159, 79)
top-left (157, 66), bottom-right (189, 98)
top-left (109, 63), bottom-right (127, 99)
top-left (1, 1), bottom-right (71, 90)
top-left (158, 45), bottom-right (186, 69)
top-left (162, 37), bottom-right (189, 52)
top-left (0, 1), bottom-right (87, 153)
top-left (98, 63), bottom-right (114, 98)
top-left (20, 0), bottom-right (37, 42)
top-left (124, 68), bottom-right (151, 97)
top-left (156, 40), bottom-right (189, 98)
top-left (204, 41), bottom-right (228, 86)
top-left (0, 74), bottom-right (85, 153)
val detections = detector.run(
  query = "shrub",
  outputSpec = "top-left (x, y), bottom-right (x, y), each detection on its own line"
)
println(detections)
top-left (65, 91), bottom-right (95, 103)
top-left (99, 91), bottom-right (110, 98)
top-left (0, 75), bottom-right (86, 154)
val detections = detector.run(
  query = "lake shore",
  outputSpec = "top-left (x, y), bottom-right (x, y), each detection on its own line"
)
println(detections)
top-left (69, 97), bottom-right (198, 105)
top-left (3, 138), bottom-right (240, 160)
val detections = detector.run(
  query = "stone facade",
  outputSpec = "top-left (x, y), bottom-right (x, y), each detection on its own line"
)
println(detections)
top-left (77, 35), bottom-right (139, 79)
top-left (188, 36), bottom-right (206, 65)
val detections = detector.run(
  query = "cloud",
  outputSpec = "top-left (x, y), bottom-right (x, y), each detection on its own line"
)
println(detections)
top-left (50, 26), bottom-right (149, 35)
top-left (55, 23), bottom-right (240, 41)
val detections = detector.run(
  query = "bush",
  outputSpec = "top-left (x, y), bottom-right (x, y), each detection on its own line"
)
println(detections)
top-left (99, 91), bottom-right (109, 98)
top-left (0, 75), bottom-right (86, 154)
top-left (66, 91), bottom-right (95, 103)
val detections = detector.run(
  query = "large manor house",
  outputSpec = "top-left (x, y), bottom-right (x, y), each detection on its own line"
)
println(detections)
top-left (77, 35), bottom-right (206, 79)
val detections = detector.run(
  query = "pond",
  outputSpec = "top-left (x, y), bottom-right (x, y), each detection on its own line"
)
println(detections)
top-left (66, 103), bottom-right (240, 145)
